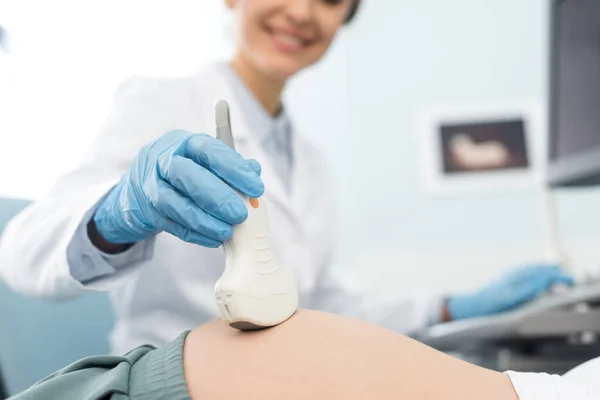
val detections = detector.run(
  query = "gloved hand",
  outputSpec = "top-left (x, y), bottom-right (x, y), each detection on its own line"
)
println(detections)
top-left (447, 264), bottom-right (574, 321)
top-left (93, 130), bottom-right (264, 248)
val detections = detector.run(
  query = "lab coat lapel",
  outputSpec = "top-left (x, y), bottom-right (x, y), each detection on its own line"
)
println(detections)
top-left (205, 66), bottom-right (321, 291)
top-left (225, 108), bottom-right (292, 218)
top-left (237, 134), bottom-right (294, 216)
top-left (237, 125), bottom-right (316, 234)
top-left (205, 64), bottom-right (302, 223)
top-left (288, 134), bottom-right (313, 226)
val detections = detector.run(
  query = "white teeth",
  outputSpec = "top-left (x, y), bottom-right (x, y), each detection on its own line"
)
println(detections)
top-left (274, 32), bottom-right (303, 48)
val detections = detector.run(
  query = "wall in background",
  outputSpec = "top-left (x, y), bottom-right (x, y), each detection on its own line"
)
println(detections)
top-left (335, 0), bottom-right (600, 293)
top-left (1, 0), bottom-right (599, 296)
top-left (0, 0), bottom-right (232, 199)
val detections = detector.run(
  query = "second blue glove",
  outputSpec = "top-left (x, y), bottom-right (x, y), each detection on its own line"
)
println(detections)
top-left (447, 264), bottom-right (574, 321)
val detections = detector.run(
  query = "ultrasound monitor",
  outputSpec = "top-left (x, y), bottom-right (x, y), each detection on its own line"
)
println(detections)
top-left (548, 0), bottom-right (600, 187)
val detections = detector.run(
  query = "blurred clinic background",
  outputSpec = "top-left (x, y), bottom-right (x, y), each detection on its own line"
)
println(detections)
top-left (1, 0), bottom-right (600, 395)
top-left (3, 0), bottom-right (597, 292)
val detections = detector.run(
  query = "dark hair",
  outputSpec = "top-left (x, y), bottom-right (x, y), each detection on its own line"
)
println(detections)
top-left (345, 0), bottom-right (361, 23)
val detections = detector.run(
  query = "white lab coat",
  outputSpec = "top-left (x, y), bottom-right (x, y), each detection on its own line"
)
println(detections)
top-left (0, 63), bottom-right (441, 354)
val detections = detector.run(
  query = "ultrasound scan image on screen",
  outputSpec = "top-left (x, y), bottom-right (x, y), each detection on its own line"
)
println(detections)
top-left (552, 0), bottom-right (600, 161)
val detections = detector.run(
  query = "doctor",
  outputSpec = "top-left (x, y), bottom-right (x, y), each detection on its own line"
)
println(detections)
top-left (0, 0), bottom-right (572, 355)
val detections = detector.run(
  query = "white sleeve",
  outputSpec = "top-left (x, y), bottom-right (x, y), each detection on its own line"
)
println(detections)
top-left (311, 271), bottom-right (444, 335)
top-left (305, 151), bottom-right (444, 335)
top-left (505, 371), bottom-right (600, 400)
top-left (66, 198), bottom-right (155, 284)
top-left (0, 77), bottom-right (178, 299)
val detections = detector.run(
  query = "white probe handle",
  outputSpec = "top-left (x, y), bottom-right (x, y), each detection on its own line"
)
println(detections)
top-left (214, 100), bottom-right (298, 329)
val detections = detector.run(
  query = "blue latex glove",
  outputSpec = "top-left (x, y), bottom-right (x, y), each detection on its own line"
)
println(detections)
top-left (447, 264), bottom-right (574, 321)
top-left (93, 130), bottom-right (264, 248)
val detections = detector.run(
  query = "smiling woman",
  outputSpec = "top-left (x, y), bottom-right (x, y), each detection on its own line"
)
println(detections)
top-left (0, 0), bottom-right (418, 362)
top-left (0, 0), bottom-right (576, 361)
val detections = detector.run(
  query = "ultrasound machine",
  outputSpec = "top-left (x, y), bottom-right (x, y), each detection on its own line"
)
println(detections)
top-left (415, 0), bottom-right (600, 375)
